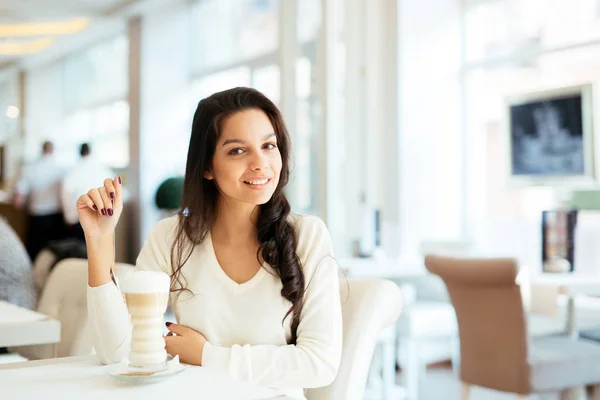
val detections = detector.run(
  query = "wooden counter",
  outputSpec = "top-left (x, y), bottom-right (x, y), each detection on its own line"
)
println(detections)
top-left (0, 201), bottom-right (28, 243)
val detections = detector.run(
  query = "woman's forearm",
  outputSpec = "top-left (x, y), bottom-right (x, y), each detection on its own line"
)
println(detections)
top-left (87, 234), bottom-right (114, 287)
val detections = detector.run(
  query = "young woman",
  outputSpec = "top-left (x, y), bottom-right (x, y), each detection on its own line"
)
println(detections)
top-left (80, 87), bottom-right (342, 399)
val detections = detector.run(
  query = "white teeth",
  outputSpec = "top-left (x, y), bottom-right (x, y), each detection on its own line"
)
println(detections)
top-left (245, 178), bottom-right (269, 185)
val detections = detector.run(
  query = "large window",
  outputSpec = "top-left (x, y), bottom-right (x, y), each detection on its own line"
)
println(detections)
top-left (190, 67), bottom-right (252, 104)
top-left (190, 0), bottom-right (279, 72)
top-left (462, 0), bottom-right (600, 255)
top-left (0, 72), bottom-right (20, 185)
top-left (465, 0), bottom-right (600, 64)
top-left (62, 100), bottom-right (129, 168)
top-left (190, 0), bottom-right (323, 215)
top-left (63, 36), bottom-right (128, 112)
top-left (0, 73), bottom-right (19, 146)
top-left (62, 36), bottom-right (129, 168)
top-left (294, 56), bottom-right (316, 211)
top-left (252, 64), bottom-right (280, 104)
top-left (24, 36), bottom-right (128, 168)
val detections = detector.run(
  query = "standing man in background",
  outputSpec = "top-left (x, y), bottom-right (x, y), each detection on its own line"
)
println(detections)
top-left (62, 143), bottom-right (113, 241)
top-left (13, 141), bottom-right (68, 261)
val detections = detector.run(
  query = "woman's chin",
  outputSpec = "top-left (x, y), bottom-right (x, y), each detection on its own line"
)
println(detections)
top-left (254, 193), bottom-right (275, 205)
top-left (224, 192), bottom-right (274, 207)
top-left (246, 190), bottom-right (276, 205)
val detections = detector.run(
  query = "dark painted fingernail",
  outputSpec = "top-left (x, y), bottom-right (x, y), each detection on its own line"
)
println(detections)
top-left (101, 208), bottom-right (106, 215)
top-left (108, 208), bottom-right (113, 216)
top-left (110, 192), bottom-right (115, 199)
top-left (165, 322), bottom-right (171, 327)
top-left (93, 205), bottom-right (98, 211)
top-left (118, 176), bottom-right (122, 184)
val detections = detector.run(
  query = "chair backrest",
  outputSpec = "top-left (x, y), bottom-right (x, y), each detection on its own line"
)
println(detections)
top-left (306, 279), bottom-right (402, 400)
top-left (424, 255), bottom-right (531, 394)
top-left (15, 259), bottom-right (135, 360)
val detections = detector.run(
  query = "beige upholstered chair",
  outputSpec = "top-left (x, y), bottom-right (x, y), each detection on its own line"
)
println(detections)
top-left (306, 279), bottom-right (403, 400)
top-left (14, 259), bottom-right (135, 360)
top-left (425, 255), bottom-right (600, 400)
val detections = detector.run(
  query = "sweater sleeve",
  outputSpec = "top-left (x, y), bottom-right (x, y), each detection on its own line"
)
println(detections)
top-left (86, 217), bottom-right (175, 364)
top-left (201, 216), bottom-right (343, 389)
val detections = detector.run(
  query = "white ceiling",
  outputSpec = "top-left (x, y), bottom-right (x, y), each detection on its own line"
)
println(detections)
top-left (0, 0), bottom-right (141, 68)
top-left (0, 0), bottom-right (135, 22)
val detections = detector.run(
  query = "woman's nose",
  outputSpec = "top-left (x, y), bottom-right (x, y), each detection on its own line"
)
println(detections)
top-left (249, 152), bottom-right (269, 171)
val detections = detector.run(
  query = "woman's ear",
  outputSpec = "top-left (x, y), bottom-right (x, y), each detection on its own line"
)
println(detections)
top-left (203, 170), bottom-right (214, 180)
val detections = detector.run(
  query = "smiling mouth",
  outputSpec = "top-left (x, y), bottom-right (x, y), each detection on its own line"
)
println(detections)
top-left (243, 178), bottom-right (272, 186)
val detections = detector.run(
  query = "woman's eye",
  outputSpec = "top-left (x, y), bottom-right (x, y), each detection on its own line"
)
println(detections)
top-left (228, 148), bottom-right (245, 155)
top-left (264, 143), bottom-right (277, 150)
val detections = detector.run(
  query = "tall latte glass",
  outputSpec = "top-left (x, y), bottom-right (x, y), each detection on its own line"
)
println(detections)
top-left (120, 270), bottom-right (170, 373)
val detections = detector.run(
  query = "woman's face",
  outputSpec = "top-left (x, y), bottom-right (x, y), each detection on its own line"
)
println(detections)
top-left (205, 108), bottom-right (282, 207)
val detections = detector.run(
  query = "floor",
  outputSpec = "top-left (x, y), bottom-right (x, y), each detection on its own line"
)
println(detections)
top-left (399, 367), bottom-right (579, 400)
top-left (417, 367), bottom-right (521, 400)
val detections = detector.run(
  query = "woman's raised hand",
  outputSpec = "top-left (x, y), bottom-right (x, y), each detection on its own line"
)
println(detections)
top-left (76, 176), bottom-right (123, 240)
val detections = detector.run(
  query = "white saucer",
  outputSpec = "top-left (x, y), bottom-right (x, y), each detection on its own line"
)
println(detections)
top-left (106, 355), bottom-right (186, 384)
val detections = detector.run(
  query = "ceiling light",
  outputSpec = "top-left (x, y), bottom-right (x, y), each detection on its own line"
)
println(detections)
top-left (0, 17), bottom-right (90, 37)
top-left (0, 38), bottom-right (54, 55)
top-left (6, 106), bottom-right (19, 119)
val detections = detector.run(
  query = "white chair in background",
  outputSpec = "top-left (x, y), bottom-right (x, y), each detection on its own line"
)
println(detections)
top-left (396, 283), bottom-right (458, 400)
top-left (393, 240), bottom-right (470, 400)
top-left (306, 279), bottom-right (403, 400)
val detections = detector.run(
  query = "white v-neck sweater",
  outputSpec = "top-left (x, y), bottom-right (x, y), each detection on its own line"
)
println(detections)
top-left (87, 214), bottom-right (342, 399)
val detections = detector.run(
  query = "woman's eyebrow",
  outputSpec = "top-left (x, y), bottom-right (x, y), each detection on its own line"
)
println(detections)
top-left (222, 133), bottom-right (276, 147)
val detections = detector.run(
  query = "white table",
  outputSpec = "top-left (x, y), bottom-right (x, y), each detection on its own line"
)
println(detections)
top-left (338, 256), bottom-right (428, 279)
top-left (0, 301), bottom-right (61, 356)
top-left (529, 273), bottom-right (600, 338)
top-left (529, 273), bottom-right (600, 296)
top-left (0, 355), bottom-right (291, 399)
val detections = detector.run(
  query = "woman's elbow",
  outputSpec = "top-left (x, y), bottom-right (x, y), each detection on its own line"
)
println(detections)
top-left (320, 364), bottom-right (339, 387)
top-left (306, 359), bottom-right (340, 388)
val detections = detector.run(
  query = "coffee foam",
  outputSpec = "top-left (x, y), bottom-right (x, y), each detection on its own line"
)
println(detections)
top-left (120, 270), bottom-right (170, 294)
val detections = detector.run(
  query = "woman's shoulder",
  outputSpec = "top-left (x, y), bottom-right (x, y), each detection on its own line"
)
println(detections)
top-left (288, 213), bottom-right (335, 275)
top-left (154, 214), bottom-right (179, 229)
top-left (147, 215), bottom-right (180, 243)
top-left (288, 213), bottom-right (330, 243)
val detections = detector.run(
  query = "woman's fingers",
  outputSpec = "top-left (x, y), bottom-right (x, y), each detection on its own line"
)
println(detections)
top-left (103, 178), bottom-right (117, 205)
top-left (76, 194), bottom-right (96, 212)
top-left (114, 175), bottom-right (123, 202)
top-left (87, 188), bottom-right (104, 213)
top-left (98, 187), bottom-right (112, 216)
top-left (82, 177), bottom-right (123, 218)
top-left (105, 176), bottom-right (123, 214)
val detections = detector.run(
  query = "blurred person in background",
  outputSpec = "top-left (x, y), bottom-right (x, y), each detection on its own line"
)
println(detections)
top-left (61, 143), bottom-right (113, 241)
top-left (13, 141), bottom-right (68, 260)
top-left (0, 217), bottom-right (37, 355)
top-left (0, 217), bottom-right (36, 310)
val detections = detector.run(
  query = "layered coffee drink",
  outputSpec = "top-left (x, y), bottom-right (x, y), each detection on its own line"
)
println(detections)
top-left (120, 270), bottom-right (170, 373)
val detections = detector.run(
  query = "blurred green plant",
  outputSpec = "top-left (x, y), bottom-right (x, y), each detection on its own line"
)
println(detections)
top-left (155, 176), bottom-right (184, 210)
top-left (568, 190), bottom-right (600, 210)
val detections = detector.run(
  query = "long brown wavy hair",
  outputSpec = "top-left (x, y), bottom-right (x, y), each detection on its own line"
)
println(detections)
top-left (170, 87), bottom-right (305, 344)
